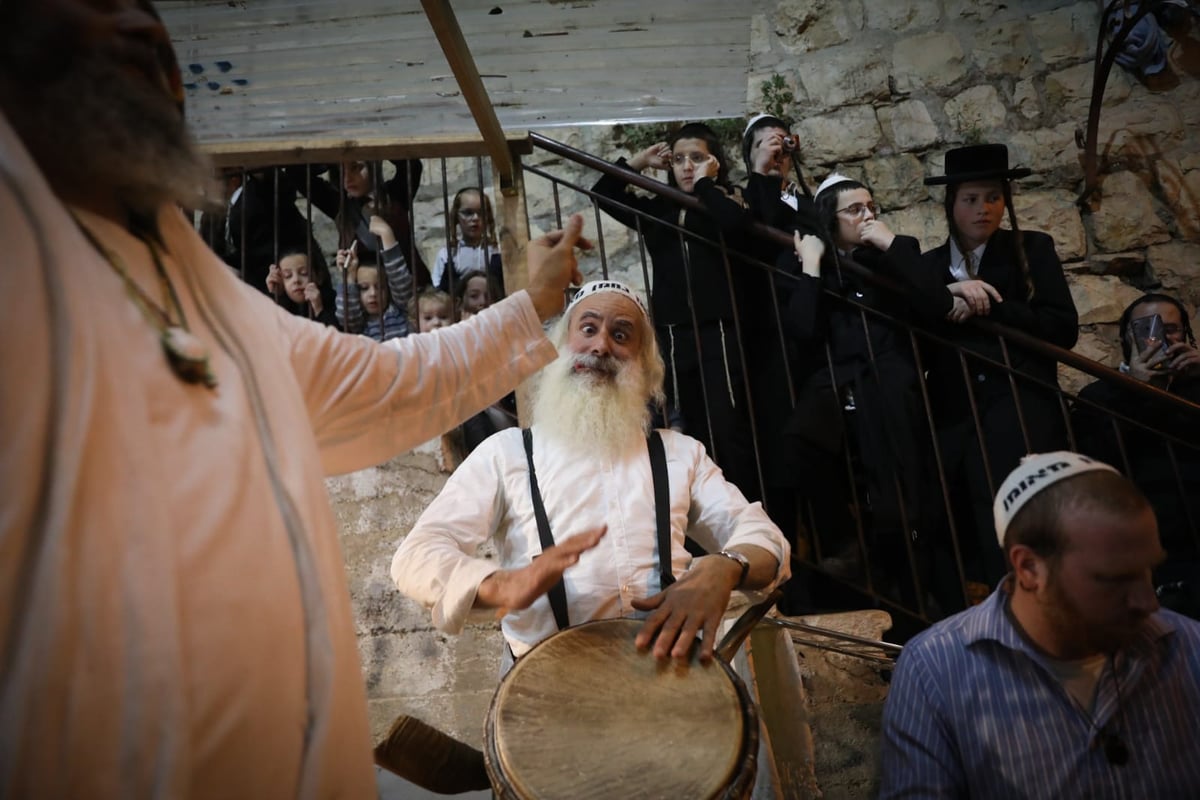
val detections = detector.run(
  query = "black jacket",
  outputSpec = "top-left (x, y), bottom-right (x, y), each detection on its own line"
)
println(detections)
top-left (920, 229), bottom-right (1078, 419)
top-left (784, 235), bottom-right (952, 375)
top-left (592, 160), bottom-right (748, 326)
top-left (219, 168), bottom-right (325, 294)
top-left (291, 160), bottom-right (427, 285)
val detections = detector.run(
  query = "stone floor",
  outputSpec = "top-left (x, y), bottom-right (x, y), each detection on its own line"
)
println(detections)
top-left (790, 610), bottom-right (893, 799)
top-left (376, 767), bottom-right (490, 800)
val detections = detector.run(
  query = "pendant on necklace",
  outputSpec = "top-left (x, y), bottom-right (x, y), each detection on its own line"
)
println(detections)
top-left (161, 326), bottom-right (218, 388)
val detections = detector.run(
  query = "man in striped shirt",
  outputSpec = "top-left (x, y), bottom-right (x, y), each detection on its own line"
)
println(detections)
top-left (880, 452), bottom-right (1200, 799)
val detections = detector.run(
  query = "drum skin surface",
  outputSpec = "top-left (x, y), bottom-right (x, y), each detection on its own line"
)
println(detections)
top-left (485, 619), bottom-right (757, 800)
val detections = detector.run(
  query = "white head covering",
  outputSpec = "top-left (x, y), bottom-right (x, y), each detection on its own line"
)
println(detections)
top-left (743, 112), bottom-right (788, 139)
top-left (993, 451), bottom-right (1120, 546)
top-left (815, 172), bottom-right (853, 199)
top-left (565, 280), bottom-right (649, 319)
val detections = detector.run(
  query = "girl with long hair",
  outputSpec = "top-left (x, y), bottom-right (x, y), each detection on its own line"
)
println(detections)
top-left (433, 187), bottom-right (504, 297)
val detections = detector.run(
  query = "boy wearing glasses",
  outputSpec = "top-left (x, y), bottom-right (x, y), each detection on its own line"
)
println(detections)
top-left (772, 174), bottom-right (951, 612)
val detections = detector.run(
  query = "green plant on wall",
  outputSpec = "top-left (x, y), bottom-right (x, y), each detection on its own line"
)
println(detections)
top-left (615, 122), bottom-right (671, 154)
top-left (952, 104), bottom-right (988, 145)
top-left (615, 118), bottom-right (744, 161)
top-left (759, 73), bottom-right (795, 123)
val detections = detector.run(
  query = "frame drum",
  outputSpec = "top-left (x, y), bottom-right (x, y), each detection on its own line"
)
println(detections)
top-left (484, 619), bottom-right (759, 799)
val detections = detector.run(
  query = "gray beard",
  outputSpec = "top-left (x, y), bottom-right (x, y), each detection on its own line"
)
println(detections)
top-left (1, 52), bottom-right (216, 220)
top-left (530, 353), bottom-right (651, 459)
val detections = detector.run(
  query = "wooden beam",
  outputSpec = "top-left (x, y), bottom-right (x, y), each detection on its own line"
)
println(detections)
top-left (493, 152), bottom-right (538, 425)
top-left (495, 152), bottom-right (531, 297)
top-left (420, 0), bottom-right (518, 193)
top-left (199, 133), bottom-right (532, 169)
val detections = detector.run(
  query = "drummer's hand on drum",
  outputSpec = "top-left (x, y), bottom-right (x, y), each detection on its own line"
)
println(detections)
top-left (475, 527), bottom-right (607, 613)
top-left (631, 556), bottom-right (744, 664)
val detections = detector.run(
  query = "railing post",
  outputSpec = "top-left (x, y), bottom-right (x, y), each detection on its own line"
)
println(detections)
top-left (494, 147), bottom-right (536, 424)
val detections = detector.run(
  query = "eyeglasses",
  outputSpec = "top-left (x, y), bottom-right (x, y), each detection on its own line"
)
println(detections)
top-left (671, 153), bottom-right (710, 167)
top-left (458, 208), bottom-right (482, 219)
top-left (836, 202), bottom-right (880, 217)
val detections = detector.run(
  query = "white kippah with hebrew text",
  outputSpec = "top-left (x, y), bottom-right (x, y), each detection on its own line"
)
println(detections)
top-left (565, 280), bottom-right (649, 319)
top-left (993, 451), bottom-right (1119, 546)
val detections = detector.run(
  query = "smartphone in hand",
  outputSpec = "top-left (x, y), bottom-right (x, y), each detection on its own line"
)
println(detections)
top-left (1130, 313), bottom-right (1169, 369)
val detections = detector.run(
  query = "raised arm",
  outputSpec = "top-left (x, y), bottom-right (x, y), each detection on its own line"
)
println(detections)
top-left (370, 215), bottom-right (414, 314)
top-left (781, 233), bottom-right (826, 342)
top-left (289, 215), bottom-right (588, 474)
top-left (742, 172), bottom-right (823, 235)
top-left (592, 150), bottom-right (669, 231)
top-left (333, 247), bottom-right (364, 334)
top-left (384, 159), bottom-right (423, 205)
top-left (693, 176), bottom-right (753, 233)
top-left (872, 233), bottom-right (955, 321)
top-left (286, 164), bottom-right (343, 222)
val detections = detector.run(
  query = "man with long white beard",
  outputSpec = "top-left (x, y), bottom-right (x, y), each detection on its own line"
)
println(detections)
top-left (0, 1), bottom-right (586, 797)
top-left (391, 280), bottom-right (790, 664)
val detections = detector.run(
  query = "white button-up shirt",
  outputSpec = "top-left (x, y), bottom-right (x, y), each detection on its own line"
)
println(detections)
top-left (391, 426), bottom-right (790, 657)
top-left (432, 240), bottom-right (499, 288)
top-left (949, 237), bottom-right (988, 281)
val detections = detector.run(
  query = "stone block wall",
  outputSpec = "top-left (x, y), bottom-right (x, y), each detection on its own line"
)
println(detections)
top-left (325, 437), bottom-right (509, 748)
top-left (748, 0), bottom-right (1200, 392)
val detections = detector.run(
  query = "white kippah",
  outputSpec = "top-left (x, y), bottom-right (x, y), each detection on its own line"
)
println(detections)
top-left (815, 172), bottom-right (853, 199)
top-left (993, 451), bottom-right (1120, 546)
top-left (565, 280), bottom-right (648, 318)
top-left (743, 112), bottom-right (786, 138)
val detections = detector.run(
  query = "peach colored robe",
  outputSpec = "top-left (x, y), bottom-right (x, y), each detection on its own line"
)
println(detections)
top-left (0, 113), bottom-right (556, 798)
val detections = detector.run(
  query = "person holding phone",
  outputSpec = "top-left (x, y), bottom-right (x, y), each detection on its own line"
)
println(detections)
top-left (1073, 293), bottom-right (1200, 617)
top-left (1117, 294), bottom-right (1200, 384)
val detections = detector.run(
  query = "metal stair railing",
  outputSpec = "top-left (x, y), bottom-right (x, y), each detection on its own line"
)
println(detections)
top-left (527, 132), bottom-right (1200, 630)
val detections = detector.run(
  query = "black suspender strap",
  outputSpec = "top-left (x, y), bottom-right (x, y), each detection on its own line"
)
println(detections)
top-left (521, 429), bottom-right (675, 632)
top-left (523, 428), bottom-right (570, 631)
top-left (648, 430), bottom-right (675, 589)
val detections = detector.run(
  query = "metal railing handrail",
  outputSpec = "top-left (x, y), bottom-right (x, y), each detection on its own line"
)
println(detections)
top-left (529, 131), bottom-right (1200, 424)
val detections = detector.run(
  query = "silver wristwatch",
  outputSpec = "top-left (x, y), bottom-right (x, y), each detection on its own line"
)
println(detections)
top-left (713, 549), bottom-right (750, 588)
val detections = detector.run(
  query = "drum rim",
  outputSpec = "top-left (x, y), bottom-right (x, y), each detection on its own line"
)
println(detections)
top-left (483, 618), bottom-right (760, 800)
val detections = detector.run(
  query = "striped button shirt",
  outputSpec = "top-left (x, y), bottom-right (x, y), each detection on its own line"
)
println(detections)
top-left (880, 587), bottom-right (1200, 799)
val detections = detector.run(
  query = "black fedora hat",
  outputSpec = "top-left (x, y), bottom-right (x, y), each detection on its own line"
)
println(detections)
top-left (924, 144), bottom-right (1032, 186)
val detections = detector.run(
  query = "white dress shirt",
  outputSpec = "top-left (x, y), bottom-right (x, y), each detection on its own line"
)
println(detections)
top-left (948, 237), bottom-right (989, 281)
top-left (392, 426), bottom-right (791, 657)
top-left (432, 239), bottom-right (499, 288)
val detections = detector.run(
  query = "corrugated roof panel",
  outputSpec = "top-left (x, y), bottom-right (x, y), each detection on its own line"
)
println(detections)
top-left (159, 0), bottom-right (752, 148)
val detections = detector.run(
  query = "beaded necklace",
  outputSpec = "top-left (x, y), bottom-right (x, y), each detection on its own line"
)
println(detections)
top-left (74, 215), bottom-right (218, 389)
